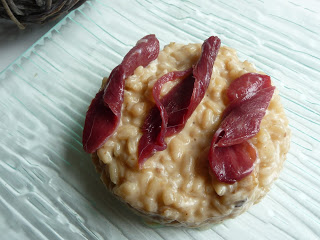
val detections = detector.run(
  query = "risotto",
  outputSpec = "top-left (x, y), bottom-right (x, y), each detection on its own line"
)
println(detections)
top-left (90, 42), bottom-right (291, 227)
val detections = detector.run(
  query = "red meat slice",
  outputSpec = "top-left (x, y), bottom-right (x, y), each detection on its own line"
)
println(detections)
top-left (227, 73), bottom-right (272, 103)
top-left (138, 36), bottom-right (221, 166)
top-left (209, 141), bottom-right (256, 183)
top-left (103, 35), bottom-right (160, 116)
top-left (82, 90), bottom-right (118, 153)
top-left (209, 73), bottom-right (275, 183)
top-left (189, 36), bottom-right (221, 118)
top-left (138, 69), bottom-right (193, 165)
top-left (214, 86), bottom-right (275, 147)
top-left (83, 35), bottom-right (160, 153)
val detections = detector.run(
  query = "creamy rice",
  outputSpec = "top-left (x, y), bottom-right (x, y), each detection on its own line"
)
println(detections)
top-left (92, 43), bottom-right (291, 227)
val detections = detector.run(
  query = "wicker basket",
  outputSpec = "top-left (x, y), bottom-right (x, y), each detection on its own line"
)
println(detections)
top-left (0, 0), bottom-right (86, 29)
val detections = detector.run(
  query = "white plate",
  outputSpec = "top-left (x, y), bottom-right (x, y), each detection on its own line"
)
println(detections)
top-left (0, 0), bottom-right (319, 239)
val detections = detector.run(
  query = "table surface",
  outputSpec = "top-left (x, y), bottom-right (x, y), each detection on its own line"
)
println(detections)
top-left (0, 19), bottom-right (61, 72)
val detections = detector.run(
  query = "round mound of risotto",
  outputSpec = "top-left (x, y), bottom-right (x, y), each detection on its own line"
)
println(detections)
top-left (85, 37), bottom-right (291, 227)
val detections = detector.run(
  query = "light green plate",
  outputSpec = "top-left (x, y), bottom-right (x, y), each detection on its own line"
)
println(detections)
top-left (0, 0), bottom-right (319, 239)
